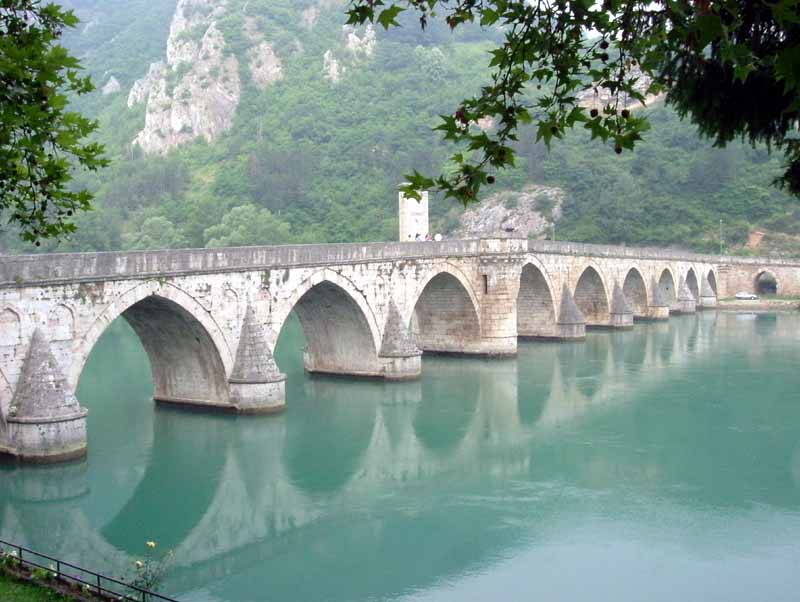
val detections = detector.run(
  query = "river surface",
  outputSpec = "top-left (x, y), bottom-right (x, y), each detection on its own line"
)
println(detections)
top-left (2, 311), bottom-right (800, 602)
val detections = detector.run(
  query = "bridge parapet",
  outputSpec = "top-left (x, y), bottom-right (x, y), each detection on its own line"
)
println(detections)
top-left (4, 238), bottom-right (797, 288)
top-left (0, 240), bottom-right (518, 287)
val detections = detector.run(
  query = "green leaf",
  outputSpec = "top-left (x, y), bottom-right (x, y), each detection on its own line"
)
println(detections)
top-left (377, 6), bottom-right (405, 30)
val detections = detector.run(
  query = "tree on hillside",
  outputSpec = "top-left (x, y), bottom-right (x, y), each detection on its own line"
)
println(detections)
top-left (1, 1), bottom-right (107, 244)
top-left (347, 1), bottom-right (800, 206)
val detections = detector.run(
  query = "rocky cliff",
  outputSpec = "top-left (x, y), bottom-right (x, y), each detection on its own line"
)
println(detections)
top-left (127, 0), bottom-right (283, 155)
top-left (453, 185), bottom-right (564, 239)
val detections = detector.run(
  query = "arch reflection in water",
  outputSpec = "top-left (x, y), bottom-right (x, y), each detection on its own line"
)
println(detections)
top-left (413, 357), bottom-right (482, 454)
top-left (516, 343), bottom-right (556, 425)
top-left (101, 408), bottom-right (230, 551)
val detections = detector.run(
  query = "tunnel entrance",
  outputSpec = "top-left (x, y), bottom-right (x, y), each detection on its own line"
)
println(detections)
top-left (755, 272), bottom-right (777, 295)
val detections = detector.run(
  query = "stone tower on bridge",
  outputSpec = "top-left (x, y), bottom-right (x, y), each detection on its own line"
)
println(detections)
top-left (398, 190), bottom-right (429, 241)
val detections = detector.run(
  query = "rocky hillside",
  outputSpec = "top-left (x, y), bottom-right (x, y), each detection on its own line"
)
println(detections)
top-left (0, 0), bottom-right (796, 254)
top-left (454, 185), bottom-right (563, 240)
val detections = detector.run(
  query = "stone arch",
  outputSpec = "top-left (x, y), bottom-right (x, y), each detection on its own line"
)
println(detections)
top-left (0, 307), bottom-right (22, 347)
top-left (411, 265), bottom-right (482, 353)
top-left (685, 268), bottom-right (700, 301)
top-left (707, 269), bottom-right (718, 296)
top-left (622, 267), bottom-right (648, 318)
top-left (73, 281), bottom-right (233, 406)
top-left (276, 269), bottom-right (382, 377)
top-left (755, 270), bottom-right (778, 295)
top-left (47, 304), bottom-right (75, 341)
top-left (573, 265), bottom-right (610, 326)
top-left (657, 268), bottom-right (677, 306)
top-left (517, 262), bottom-right (557, 338)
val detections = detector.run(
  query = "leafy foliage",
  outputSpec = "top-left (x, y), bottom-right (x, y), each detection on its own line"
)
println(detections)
top-left (346, 0), bottom-right (800, 205)
top-left (0, 1), bottom-right (108, 244)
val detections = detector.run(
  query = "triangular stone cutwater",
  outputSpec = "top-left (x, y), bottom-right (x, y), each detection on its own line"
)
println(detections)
top-left (380, 300), bottom-right (421, 357)
top-left (651, 277), bottom-right (669, 307)
top-left (230, 304), bottom-right (284, 383)
top-left (611, 281), bottom-right (633, 315)
top-left (8, 329), bottom-right (85, 420)
top-left (701, 276), bottom-right (715, 297)
top-left (558, 284), bottom-right (585, 325)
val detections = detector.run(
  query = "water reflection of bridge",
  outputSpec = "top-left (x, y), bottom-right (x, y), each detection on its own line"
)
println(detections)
top-left (1, 312), bottom-right (796, 599)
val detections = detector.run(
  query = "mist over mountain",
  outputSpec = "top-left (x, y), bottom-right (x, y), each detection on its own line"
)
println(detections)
top-left (2, 0), bottom-right (797, 255)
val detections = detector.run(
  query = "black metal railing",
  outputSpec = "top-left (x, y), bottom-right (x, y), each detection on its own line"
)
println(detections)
top-left (0, 539), bottom-right (179, 602)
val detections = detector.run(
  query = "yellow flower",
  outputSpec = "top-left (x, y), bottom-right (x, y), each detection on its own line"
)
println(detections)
top-left (135, 560), bottom-right (144, 569)
top-left (146, 541), bottom-right (156, 549)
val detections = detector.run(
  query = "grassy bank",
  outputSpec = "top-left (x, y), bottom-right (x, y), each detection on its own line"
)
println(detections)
top-left (0, 572), bottom-right (70, 601)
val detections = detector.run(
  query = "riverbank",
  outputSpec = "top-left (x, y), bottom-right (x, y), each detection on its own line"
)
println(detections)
top-left (0, 571), bottom-right (70, 601)
top-left (0, 562), bottom-right (118, 602)
top-left (717, 298), bottom-right (800, 311)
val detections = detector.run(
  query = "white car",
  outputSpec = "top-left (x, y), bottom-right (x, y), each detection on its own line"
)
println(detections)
top-left (735, 291), bottom-right (759, 300)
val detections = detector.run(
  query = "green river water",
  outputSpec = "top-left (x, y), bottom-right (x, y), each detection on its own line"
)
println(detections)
top-left (2, 311), bottom-right (800, 602)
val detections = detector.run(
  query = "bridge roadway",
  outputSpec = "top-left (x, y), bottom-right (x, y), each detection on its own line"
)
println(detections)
top-left (0, 238), bottom-right (797, 462)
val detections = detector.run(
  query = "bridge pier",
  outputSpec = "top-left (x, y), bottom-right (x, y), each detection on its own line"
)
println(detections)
top-left (226, 305), bottom-right (287, 414)
top-left (648, 277), bottom-right (670, 320)
top-left (379, 302), bottom-right (422, 380)
top-left (556, 285), bottom-right (586, 341)
top-left (476, 259), bottom-right (520, 356)
top-left (2, 330), bottom-right (88, 463)
top-left (699, 276), bottom-right (717, 309)
top-left (610, 282), bottom-right (634, 329)
top-left (675, 278), bottom-right (697, 314)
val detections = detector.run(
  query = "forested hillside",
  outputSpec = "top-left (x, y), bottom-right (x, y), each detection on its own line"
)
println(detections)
top-left (1, 0), bottom-right (797, 255)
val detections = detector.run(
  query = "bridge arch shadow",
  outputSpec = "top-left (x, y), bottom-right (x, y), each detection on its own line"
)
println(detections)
top-left (658, 268), bottom-right (677, 307)
top-left (517, 263), bottom-right (557, 338)
top-left (622, 267), bottom-right (648, 318)
top-left (276, 270), bottom-right (382, 377)
top-left (74, 282), bottom-right (232, 407)
top-left (574, 266), bottom-right (610, 326)
top-left (686, 268), bottom-right (700, 300)
top-left (411, 267), bottom-right (481, 354)
top-left (707, 270), bottom-right (718, 296)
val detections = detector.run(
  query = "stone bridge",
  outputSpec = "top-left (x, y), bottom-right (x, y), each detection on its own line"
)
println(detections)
top-left (0, 238), bottom-right (797, 462)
